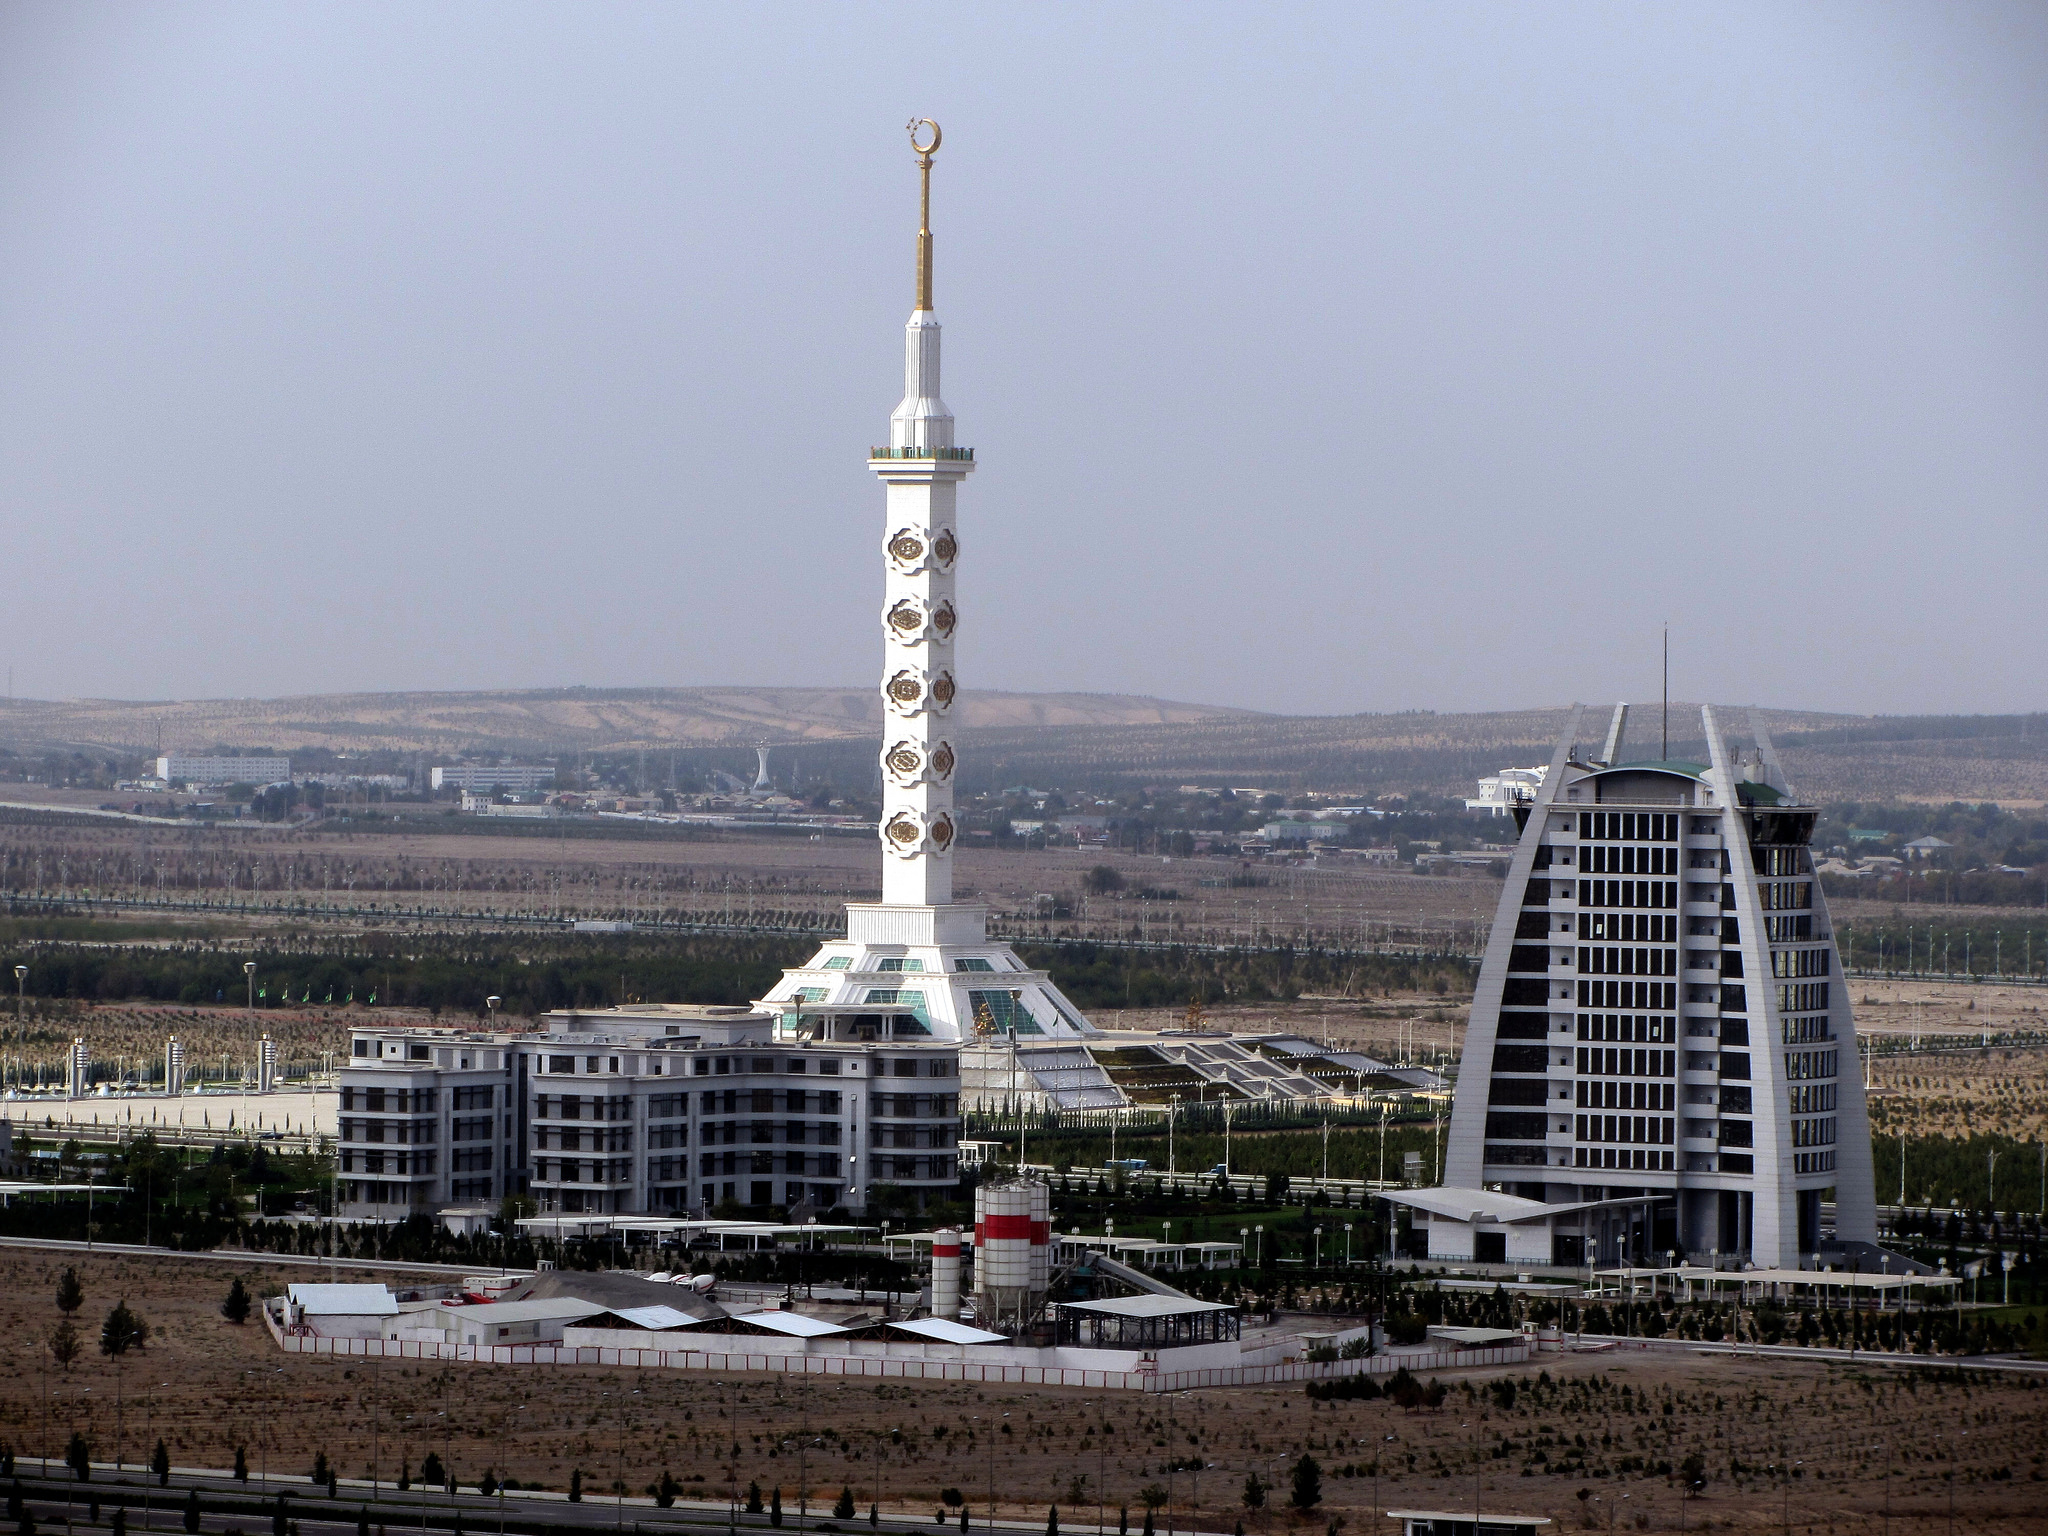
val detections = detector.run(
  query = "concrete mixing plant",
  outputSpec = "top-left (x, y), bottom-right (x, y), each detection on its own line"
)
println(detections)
top-left (973, 1178), bottom-right (1050, 1333)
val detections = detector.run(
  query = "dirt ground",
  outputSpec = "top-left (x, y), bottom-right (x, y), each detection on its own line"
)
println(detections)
top-left (0, 821), bottom-right (1504, 953)
top-left (3, 1252), bottom-right (2043, 1534)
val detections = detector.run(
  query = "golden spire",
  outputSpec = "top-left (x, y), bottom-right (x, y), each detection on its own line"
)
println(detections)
top-left (909, 118), bottom-right (941, 311)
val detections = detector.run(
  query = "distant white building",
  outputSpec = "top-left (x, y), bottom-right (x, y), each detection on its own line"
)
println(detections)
top-left (459, 790), bottom-right (554, 816)
top-left (1260, 820), bottom-right (1343, 842)
top-left (432, 764), bottom-right (558, 793)
top-left (157, 755), bottom-right (290, 786)
top-left (1465, 767), bottom-right (1546, 816)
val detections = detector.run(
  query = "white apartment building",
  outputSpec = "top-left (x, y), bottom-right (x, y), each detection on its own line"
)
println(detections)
top-left (431, 764), bottom-right (559, 793)
top-left (1465, 767), bottom-right (1547, 816)
top-left (1424, 703), bottom-right (1877, 1271)
top-left (338, 1001), bottom-right (960, 1220)
top-left (156, 755), bottom-right (290, 786)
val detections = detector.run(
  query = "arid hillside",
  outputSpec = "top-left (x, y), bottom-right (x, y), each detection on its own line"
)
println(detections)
top-left (0, 686), bottom-right (1253, 756)
top-left (3, 688), bottom-right (2042, 803)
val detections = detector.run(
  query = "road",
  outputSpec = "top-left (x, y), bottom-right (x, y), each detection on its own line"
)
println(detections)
top-left (3, 1463), bottom-right (1197, 1536)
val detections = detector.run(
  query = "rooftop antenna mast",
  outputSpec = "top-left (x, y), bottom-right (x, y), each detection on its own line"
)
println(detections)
top-left (1661, 624), bottom-right (1669, 759)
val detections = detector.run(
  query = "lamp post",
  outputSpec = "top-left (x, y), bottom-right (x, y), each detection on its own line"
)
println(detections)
top-left (1377, 1100), bottom-right (1388, 1188)
top-left (1947, 1434), bottom-right (1963, 1536)
top-left (1313, 1226), bottom-right (1322, 1269)
top-left (1373, 1434), bottom-right (1395, 1529)
top-left (1343, 1223), bottom-right (1353, 1266)
top-left (12, 965), bottom-right (25, 1032)
top-left (1253, 1225), bottom-right (1263, 1265)
top-left (244, 961), bottom-right (256, 1009)
top-left (1462, 1420), bottom-right (1478, 1524)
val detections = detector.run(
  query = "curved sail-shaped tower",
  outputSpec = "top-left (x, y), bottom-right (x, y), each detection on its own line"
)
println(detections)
top-left (1417, 703), bottom-right (1879, 1271)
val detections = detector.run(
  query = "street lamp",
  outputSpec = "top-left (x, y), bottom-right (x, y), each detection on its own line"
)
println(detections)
top-left (1371, 1434), bottom-right (1396, 1527)
top-left (12, 965), bottom-right (25, 1031)
top-left (244, 961), bottom-right (256, 1009)
top-left (1343, 1223), bottom-right (1353, 1266)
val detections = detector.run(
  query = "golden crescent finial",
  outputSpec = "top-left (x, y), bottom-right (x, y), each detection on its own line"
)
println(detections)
top-left (908, 118), bottom-right (941, 160)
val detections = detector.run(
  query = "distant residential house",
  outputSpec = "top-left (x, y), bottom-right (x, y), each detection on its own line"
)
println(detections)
top-left (1903, 837), bottom-right (1953, 860)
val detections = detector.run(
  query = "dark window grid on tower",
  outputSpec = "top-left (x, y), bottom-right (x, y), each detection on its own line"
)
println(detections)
top-left (339, 1149), bottom-right (437, 1175)
top-left (1578, 912), bottom-right (1676, 942)
top-left (1577, 945), bottom-right (1678, 977)
top-left (1577, 979), bottom-right (1677, 1009)
top-left (1576, 1013), bottom-right (1677, 1043)
top-left (1784, 1049), bottom-right (1839, 1080)
top-left (532, 1124), bottom-right (634, 1152)
top-left (338, 1117), bottom-right (438, 1145)
top-left (1578, 811), bottom-right (1681, 843)
top-left (1787, 1082), bottom-right (1838, 1114)
top-left (1780, 1014), bottom-right (1835, 1044)
top-left (1577, 879), bottom-right (1679, 910)
top-left (1763, 914), bottom-right (1815, 941)
top-left (1577, 844), bottom-right (1680, 876)
top-left (340, 1086), bottom-right (438, 1112)
top-left (1757, 881), bottom-right (1814, 911)
top-left (1770, 948), bottom-right (1833, 979)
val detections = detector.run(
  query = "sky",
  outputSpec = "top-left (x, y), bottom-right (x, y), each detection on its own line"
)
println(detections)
top-left (0, 3), bottom-right (2043, 719)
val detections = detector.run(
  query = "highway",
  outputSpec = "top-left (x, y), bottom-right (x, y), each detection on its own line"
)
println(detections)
top-left (0, 1464), bottom-right (1172, 1536)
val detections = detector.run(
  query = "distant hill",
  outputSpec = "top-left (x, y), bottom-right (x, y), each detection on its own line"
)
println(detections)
top-left (2, 688), bottom-right (2039, 804)
top-left (0, 685), bottom-right (1256, 756)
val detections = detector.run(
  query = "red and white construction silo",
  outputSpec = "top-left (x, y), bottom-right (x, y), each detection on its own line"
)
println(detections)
top-left (973, 1179), bottom-right (1050, 1334)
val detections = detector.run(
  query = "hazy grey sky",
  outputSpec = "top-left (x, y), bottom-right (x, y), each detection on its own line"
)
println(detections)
top-left (1, 3), bottom-right (2042, 718)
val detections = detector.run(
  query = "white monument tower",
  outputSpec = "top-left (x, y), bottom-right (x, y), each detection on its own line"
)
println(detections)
top-left (758, 122), bottom-right (1109, 1073)
top-left (873, 118), bottom-right (968, 905)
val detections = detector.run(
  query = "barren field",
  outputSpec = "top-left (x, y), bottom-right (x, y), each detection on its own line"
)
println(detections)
top-left (0, 820), bottom-right (1506, 951)
top-left (1, 1253), bottom-right (2042, 1534)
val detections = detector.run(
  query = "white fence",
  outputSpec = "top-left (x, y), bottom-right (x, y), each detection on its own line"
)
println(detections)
top-left (265, 1306), bottom-right (1528, 1392)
